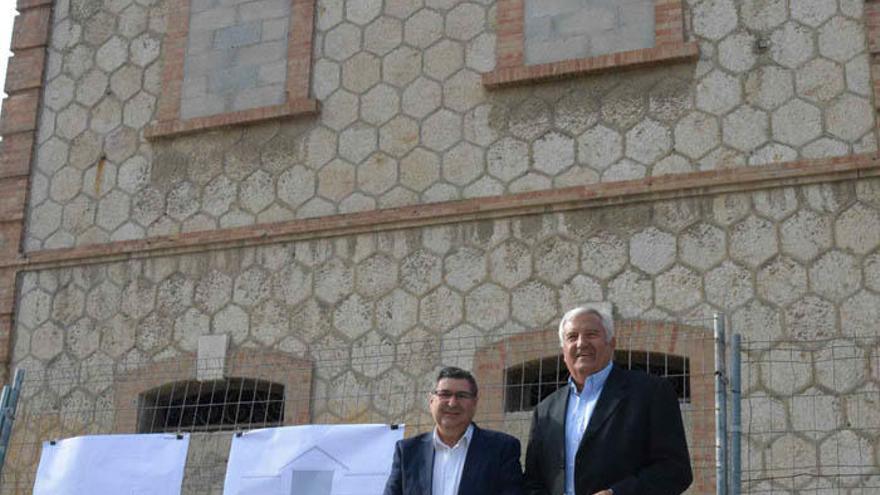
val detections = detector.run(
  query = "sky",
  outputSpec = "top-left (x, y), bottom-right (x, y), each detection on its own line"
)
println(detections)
top-left (1, 6), bottom-right (17, 119)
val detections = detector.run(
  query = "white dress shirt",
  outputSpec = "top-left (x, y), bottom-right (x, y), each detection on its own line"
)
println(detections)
top-left (564, 361), bottom-right (613, 495)
top-left (432, 423), bottom-right (474, 495)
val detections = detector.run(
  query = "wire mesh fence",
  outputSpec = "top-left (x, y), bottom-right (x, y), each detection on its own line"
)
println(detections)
top-left (737, 335), bottom-right (880, 495)
top-left (6, 316), bottom-right (878, 494)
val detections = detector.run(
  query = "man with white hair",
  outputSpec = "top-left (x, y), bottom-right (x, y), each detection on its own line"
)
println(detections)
top-left (523, 305), bottom-right (692, 495)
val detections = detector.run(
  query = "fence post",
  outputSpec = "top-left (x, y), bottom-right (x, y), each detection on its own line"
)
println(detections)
top-left (714, 313), bottom-right (727, 495)
top-left (730, 334), bottom-right (742, 495)
top-left (0, 368), bottom-right (25, 481)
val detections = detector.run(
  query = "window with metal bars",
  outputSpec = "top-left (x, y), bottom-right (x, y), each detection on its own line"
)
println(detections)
top-left (137, 378), bottom-right (285, 433)
top-left (504, 351), bottom-right (690, 413)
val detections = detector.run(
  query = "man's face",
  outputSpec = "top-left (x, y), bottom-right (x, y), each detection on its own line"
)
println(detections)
top-left (429, 378), bottom-right (478, 434)
top-left (562, 312), bottom-right (615, 387)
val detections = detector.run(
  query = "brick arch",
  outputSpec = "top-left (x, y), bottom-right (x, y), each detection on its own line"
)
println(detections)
top-left (114, 349), bottom-right (312, 432)
top-left (472, 320), bottom-right (715, 495)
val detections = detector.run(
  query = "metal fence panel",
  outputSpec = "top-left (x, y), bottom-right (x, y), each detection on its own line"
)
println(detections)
top-left (736, 336), bottom-right (880, 494)
top-left (0, 317), bottom-right (718, 494)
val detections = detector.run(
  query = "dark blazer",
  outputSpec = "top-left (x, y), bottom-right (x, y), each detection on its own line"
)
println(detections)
top-left (383, 424), bottom-right (525, 495)
top-left (524, 366), bottom-right (692, 495)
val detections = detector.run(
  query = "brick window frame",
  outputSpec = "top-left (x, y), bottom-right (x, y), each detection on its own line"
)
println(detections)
top-left (484, 0), bottom-right (700, 88)
top-left (115, 349), bottom-right (313, 432)
top-left (472, 320), bottom-right (715, 494)
top-left (144, 0), bottom-right (319, 139)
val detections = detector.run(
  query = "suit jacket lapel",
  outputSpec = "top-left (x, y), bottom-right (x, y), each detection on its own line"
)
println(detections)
top-left (420, 433), bottom-right (434, 494)
top-left (549, 387), bottom-right (570, 462)
top-left (581, 366), bottom-right (626, 444)
top-left (458, 425), bottom-right (484, 495)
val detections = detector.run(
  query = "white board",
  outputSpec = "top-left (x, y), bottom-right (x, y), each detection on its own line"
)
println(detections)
top-left (224, 424), bottom-right (404, 495)
top-left (33, 433), bottom-right (190, 495)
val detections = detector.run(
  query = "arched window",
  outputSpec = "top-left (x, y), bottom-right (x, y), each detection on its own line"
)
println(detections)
top-left (504, 350), bottom-right (691, 413)
top-left (138, 378), bottom-right (285, 433)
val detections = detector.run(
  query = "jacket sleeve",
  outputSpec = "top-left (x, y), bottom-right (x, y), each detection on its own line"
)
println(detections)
top-left (609, 379), bottom-right (694, 495)
top-left (498, 436), bottom-right (526, 495)
top-left (383, 440), bottom-right (404, 495)
top-left (523, 407), bottom-right (552, 495)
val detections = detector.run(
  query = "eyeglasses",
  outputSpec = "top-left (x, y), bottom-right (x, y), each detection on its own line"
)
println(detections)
top-left (431, 390), bottom-right (476, 401)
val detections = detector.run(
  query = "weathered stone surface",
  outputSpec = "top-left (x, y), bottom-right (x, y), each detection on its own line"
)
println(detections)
top-left (809, 251), bottom-right (861, 302)
top-left (630, 227), bottom-right (675, 275)
top-left (705, 261), bottom-right (753, 309)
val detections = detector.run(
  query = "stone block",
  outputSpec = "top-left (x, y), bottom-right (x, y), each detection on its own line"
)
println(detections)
top-left (231, 83), bottom-right (285, 112)
top-left (208, 65), bottom-right (259, 95)
top-left (589, 30), bottom-right (652, 59)
top-left (525, 0), bottom-right (583, 18)
top-left (525, 35), bottom-right (590, 65)
top-left (234, 40), bottom-right (287, 66)
top-left (213, 22), bottom-right (261, 50)
top-left (262, 17), bottom-right (289, 42)
top-left (259, 60), bottom-right (287, 85)
top-left (555, 7), bottom-right (616, 38)
top-left (524, 15), bottom-right (552, 39)
top-left (239, 0), bottom-right (290, 22)
top-left (187, 29), bottom-right (214, 55)
top-left (190, 0), bottom-right (217, 13)
top-left (618, 0), bottom-right (654, 33)
top-left (197, 334), bottom-right (228, 381)
top-left (189, 7), bottom-right (236, 33)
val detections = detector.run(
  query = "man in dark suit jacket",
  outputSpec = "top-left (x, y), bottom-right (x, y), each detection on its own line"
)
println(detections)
top-left (524, 306), bottom-right (692, 495)
top-left (384, 366), bottom-right (524, 495)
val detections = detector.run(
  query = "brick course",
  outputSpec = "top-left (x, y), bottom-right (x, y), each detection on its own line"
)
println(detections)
top-left (0, 90), bottom-right (40, 135)
top-left (0, 1), bottom-right (51, 381)
top-left (9, 153), bottom-right (880, 272)
top-left (0, 223), bottom-right (23, 260)
top-left (4, 47), bottom-right (45, 93)
top-left (0, 133), bottom-right (35, 179)
top-left (10, 6), bottom-right (50, 51)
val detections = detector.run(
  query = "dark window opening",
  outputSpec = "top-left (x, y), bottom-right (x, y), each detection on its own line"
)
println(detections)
top-left (138, 378), bottom-right (285, 433)
top-left (504, 351), bottom-right (690, 413)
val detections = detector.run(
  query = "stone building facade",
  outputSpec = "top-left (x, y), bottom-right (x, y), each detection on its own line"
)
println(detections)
top-left (1, 0), bottom-right (879, 492)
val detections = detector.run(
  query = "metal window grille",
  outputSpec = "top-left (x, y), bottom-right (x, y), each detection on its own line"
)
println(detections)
top-left (504, 351), bottom-right (691, 413)
top-left (138, 378), bottom-right (285, 433)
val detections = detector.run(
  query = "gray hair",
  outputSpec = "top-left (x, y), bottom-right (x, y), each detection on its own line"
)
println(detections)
top-left (557, 304), bottom-right (615, 346)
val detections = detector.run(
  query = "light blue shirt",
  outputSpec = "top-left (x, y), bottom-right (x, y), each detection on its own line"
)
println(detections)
top-left (564, 361), bottom-right (614, 495)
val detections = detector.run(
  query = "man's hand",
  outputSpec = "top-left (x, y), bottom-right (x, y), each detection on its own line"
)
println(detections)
top-left (592, 490), bottom-right (612, 495)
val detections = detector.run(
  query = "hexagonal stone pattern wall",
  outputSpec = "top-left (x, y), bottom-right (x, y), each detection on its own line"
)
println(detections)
top-left (11, 177), bottom-right (880, 471)
top-left (26, 0), bottom-right (879, 254)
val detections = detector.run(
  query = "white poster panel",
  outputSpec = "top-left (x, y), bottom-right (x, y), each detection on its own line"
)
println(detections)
top-left (33, 433), bottom-right (190, 495)
top-left (224, 424), bottom-right (404, 495)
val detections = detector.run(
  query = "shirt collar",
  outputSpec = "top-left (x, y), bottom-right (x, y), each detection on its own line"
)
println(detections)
top-left (568, 361), bottom-right (614, 396)
top-left (432, 423), bottom-right (474, 451)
